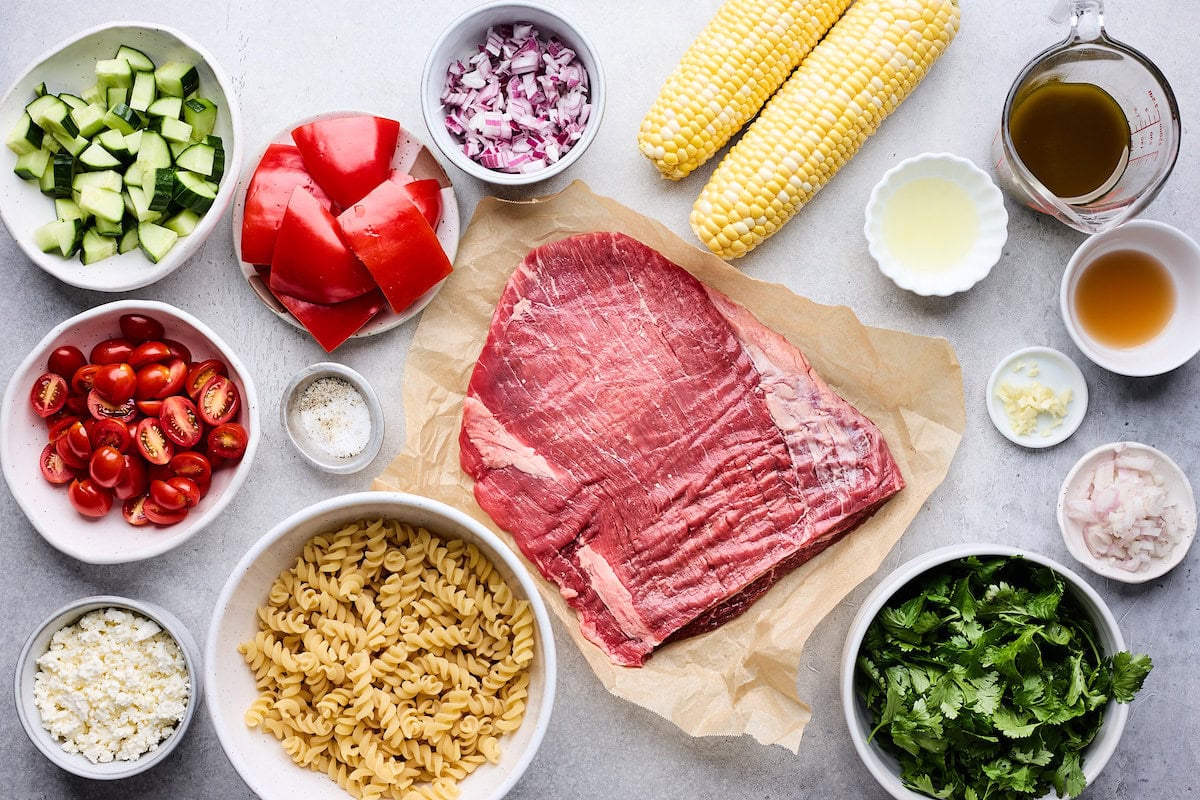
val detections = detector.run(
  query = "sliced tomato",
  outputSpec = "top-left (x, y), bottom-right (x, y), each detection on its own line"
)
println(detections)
top-left (135, 417), bottom-right (174, 465)
top-left (267, 187), bottom-right (377, 304)
top-left (71, 364), bottom-right (100, 395)
top-left (89, 445), bottom-right (128, 489)
top-left (241, 142), bottom-right (334, 265)
top-left (90, 418), bottom-right (131, 452)
top-left (122, 495), bottom-right (151, 526)
top-left (68, 478), bottom-right (113, 518)
top-left (47, 415), bottom-right (80, 443)
top-left (136, 399), bottom-right (164, 417)
top-left (170, 451), bottom-right (212, 495)
top-left (167, 476), bottom-right (202, 508)
top-left (137, 359), bottom-right (187, 400)
top-left (207, 422), bottom-right (249, 460)
top-left (61, 420), bottom-right (91, 462)
top-left (337, 179), bottom-right (453, 314)
top-left (90, 337), bottom-right (134, 365)
top-left (113, 456), bottom-right (148, 500)
top-left (88, 389), bottom-right (137, 422)
top-left (47, 345), bottom-right (87, 378)
top-left (186, 359), bottom-right (227, 399)
top-left (198, 376), bottom-right (240, 426)
top-left (388, 171), bottom-right (443, 229)
top-left (162, 339), bottom-right (192, 364)
top-left (93, 363), bottom-right (137, 404)
top-left (144, 497), bottom-right (188, 526)
top-left (31, 373), bottom-right (68, 418)
top-left (118, 313), bottom-right (165, 344)
top-left (149, 478), bottom-right (188, 511)
top-left (129, 340), bottom-right (172, 368)
top-left (273, 287), bottom-right (387, 352)
top-left (40, 442), bottom-right (75, 485)
top-left (291, 115), bottom-right (400, 208)
top-left (160, 395), bottom-right (203, 447)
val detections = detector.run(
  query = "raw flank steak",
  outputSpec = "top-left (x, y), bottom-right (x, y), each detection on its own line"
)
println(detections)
top-left (460, 232), bottom-right (904, 666)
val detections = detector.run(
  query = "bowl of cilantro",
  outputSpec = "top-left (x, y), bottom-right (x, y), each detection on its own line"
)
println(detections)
top-left (841, 544), bottom-right (1152, 800)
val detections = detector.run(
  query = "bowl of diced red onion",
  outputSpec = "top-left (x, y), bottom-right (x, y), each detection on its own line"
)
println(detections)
top-left (421, 1), bottom-right (604, 185)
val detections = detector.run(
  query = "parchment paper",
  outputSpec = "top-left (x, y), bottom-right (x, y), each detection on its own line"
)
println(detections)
top-left (374, 181), bottom-right (965, 751)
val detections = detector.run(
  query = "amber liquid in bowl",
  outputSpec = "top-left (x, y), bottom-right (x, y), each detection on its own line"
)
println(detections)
top-left (1074, 249), bottom-right (1175, 348)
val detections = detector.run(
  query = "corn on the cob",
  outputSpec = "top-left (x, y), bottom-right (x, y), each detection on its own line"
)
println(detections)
top-left (637, 0), bottom-right (853, 180)
top-left (691, 0), bottom-right (961, 259)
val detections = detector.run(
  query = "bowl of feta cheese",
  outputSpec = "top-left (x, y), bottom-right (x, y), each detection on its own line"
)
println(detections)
top-left (14, 595), bottom-right (201, 779)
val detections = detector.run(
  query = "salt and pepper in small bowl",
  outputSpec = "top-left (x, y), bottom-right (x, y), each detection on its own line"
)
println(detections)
top-left (281, 363), bottom-right (384, 474)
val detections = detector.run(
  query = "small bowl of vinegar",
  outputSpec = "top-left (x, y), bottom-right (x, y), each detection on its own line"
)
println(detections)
top-left (1061, 220), bottom-right (1200, 376)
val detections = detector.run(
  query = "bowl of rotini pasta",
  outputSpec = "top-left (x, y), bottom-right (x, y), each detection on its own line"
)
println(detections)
top-left (205, 491), bottom-right (556, 800)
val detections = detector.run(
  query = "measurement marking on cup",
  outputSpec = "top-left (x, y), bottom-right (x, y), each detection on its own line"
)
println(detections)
top-left (1128, 151), bottom-right (1160, 165)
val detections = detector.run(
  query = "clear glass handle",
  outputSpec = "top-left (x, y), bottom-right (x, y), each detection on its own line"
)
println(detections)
top-left (1050, 0), bottom-right (1106, 41)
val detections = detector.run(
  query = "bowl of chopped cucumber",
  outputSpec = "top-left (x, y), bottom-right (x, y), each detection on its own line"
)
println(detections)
top-left (840, 544), bottom-right (1153, 800)
top-left (0, 21), bottom-right (241, 292)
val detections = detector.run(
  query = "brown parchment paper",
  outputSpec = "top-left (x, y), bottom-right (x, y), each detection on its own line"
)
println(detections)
top-left (373, 180), bottom-right (965, 751)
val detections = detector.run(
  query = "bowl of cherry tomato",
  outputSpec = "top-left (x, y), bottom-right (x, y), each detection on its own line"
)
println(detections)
top-left (0, 300), bottom-right (259, 564)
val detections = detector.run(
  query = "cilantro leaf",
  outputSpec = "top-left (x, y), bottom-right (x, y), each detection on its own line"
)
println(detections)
top-left (1110, 652), bottom-right (1153, 703)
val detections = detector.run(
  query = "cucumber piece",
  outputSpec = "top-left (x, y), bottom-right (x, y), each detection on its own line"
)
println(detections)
top-left (135, 131), bottom-right (170, 168)
top-left (6, 113), bottom-right (44, 156)
top-left (157, 116), bottom-right (193, 144)
top-left (41, 135), bottom-right (61, 154)
top-left (96, 58), bottom-right (134, 89)
top-left (51, 152), bottom-right (74, 198)
top-left (153, 63), bottom-right (199, 98)
top-left (115, 45), bottom-right (156, 73)
top-left (106, 87), bottom-right (130, 109)
top-left (33, 218), bottom-right (84, 257)
top-left (33, 82), bottom-right (47, 98)
top-left (172, 170), bottom-right (217, 213)
top-left (174, 143), bottom-right (217, 177)
top-left (126, 186), bottom-right (162, 223)
top-left (80, 228), bottom-right (118, 264)
top-left (81, 83), bottom-right (104, 105)
top-left (73, 170), bottom-right (123, 193)
top-left (51, 130), bottom-right (89, 157)
top-left (163, 208), bottom-right (201, 237)
top-left (124, 162), bottom-right (145, 188)
top-left (58, 94), bottom-right (87, 111)
top-left (96, 129), bottom-right (133, 163)
top-left (27, 95), bottom-right (78, 138)
top-left (143, 167), bottom-right (176, 212)
top-left (14, 148), bottom-right (51, 180)
top-left (39, 162), bottom-right (57, 195)
top-left (124, 129), bottom-right (143, 156)
top-left (93, 214), bottom-right (124, 236)
top-left (137, 222), bottom-right (178, 263)
top-left (102, 103), bottom-right (142, 136)
top-left (78, 186), bottom-right (125, 223)
top-left (169, 140), bottom-right (190, 160)
top-left (129, 70), bottom-right (156, 112)
top-left (118, 226), bottom-right (139, 253)
top-left (183, 98), bottom-right (217, 140)
top-left (78, 141), bottom-right (122, 172)
top-left (146, 96), bottom-right (183, 119)
top-left (69, 104), bottom-right (107, 139)
top-left (55, 197), bottom-right (85, 221)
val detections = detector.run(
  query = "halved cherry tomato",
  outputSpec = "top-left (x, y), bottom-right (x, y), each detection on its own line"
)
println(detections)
top-left (48, 415), bottom-right (80, 443)
top-left (65, 394), bottom-right (89, 416)
top-left (241, 142), bottom-right (334, 265)
top-left (136, 399), bottom-right (164, 417)
top-left (90, 337), bottom-right (134, 365)
top-left (137, 364), bottom-right (171, 400)
top-left (186, 359), bottom-right (227, 399)
top-left (135, 417), bottom-right (173, 465)
top-left (47, 345), bottom-right (87, 378)
top-left (198, 376), bottom-right (240, 426)
top-left (160, 395), bottom-right (203, 447)
top-left (207, 422), bottom-right (249, 460)
top-left (122, 495), bottom-right (151, 526)
top-left (291, 115), bottom-right (400, 207)
top-left (56, 434), bottom-right (88, 470)
top-left (71, 364), bottom-right (101, 395)
top-left (118, 313), bottom-right (165, 344)
top-left (113, 456), bottom-right (148, 500)
top-left (162, 339), bottom-right (192, 364)
top-left (143, 497), bottom-right (188, 525)
top-left (167, 476), bottom-right (201, 508)
top-left (149, 478), bottom-right (187, 510)
top-left (93, 363), bottom-right (136, 404)
top-left (30, 373), bottom-right (68, 418)
top-left (170, 451), bottom-right (211, 495)
top-left (89, 418), bottom-right (131, 452)
top-left (61, 420), bottom-right (91, 462)
top-left (88, 389), bottom-right (137, 422)
top-left (40, 442), bottom-right (75, 484)
top-left (129, 341), bottom-right (172, 369)
top-left (268, 187), bottom-right (376, 304)
top-left (89, 446), bottom-right (127, 489)
top-left (68, 478), bottom-right (113, 518)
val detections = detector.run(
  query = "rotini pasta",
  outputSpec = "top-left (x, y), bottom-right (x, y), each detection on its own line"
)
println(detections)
top-left (239, 518), bottom-right (535, 800)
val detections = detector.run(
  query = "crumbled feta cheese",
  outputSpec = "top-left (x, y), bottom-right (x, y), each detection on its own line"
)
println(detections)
top-left (33, 607), bottom-right (189, 763)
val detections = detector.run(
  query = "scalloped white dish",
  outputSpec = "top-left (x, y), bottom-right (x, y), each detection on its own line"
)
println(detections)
top-left (865, 152), bottom-right (1007, 296)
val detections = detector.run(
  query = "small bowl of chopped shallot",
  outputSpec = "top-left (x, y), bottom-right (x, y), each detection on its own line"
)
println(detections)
top-left (1057, 441), bottom-right (1197, 583)
top-left (421, 1), bottom-right (604, 185)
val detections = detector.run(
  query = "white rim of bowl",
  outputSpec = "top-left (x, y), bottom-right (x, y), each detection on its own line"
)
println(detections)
top-left (1059, 219), bottom-right (1200, 377)
top-left (1056, 441), bottom-right (1197, 583)
top-left (280, 362), bottom-right (385, 474)
top-left (0, 20), bottom-right (243, 292)
top-left (420, 0), bottom-right (606, 186)
top-left (0, 299), bottom-right (261, 564)
top-left (14, 594), bottom-right (202, 779)
top-left (840, 544), bottom-right (1128, 800)
top-left (205, 491), bottom-right (558, 800)
top-left (985, 346), bottom-right (1088, 449)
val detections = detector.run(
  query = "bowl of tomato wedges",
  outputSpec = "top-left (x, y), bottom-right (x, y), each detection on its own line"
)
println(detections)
top-left (233, 111), bottom-right (460, 352)
top-left (0, 300), bottom-right (259, 564)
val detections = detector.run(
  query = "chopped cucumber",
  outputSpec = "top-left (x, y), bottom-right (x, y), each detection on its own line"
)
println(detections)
top-left (106, 87), bottom-right (129, 109)
top-left (174, 143), bottom-right (218, 177)
top-left (14, 148), bottom-right (51, 180)
top-left (172, 170), bottom-right (217, 213)
top-left (39, 162), bottom-right (57, 194)
top-left (156, 116), bottom-right (192, 144)
top-left (51, 152), bottom-right (74, 197)
top-left (80, 227), bottom-right (118, 264)
top-left (183, 98), bottom-right (217, 140)
top-left (33, 218), bottom-right (84, 257)
top-left (143, 167), bottom-right (176, 212)
top-left (73, 170), bottom-right (123, 193)
top-left (27, 95), bottom-right (78, 138)
top-left (136, 131), bottom-right (170, 168)
top-left (118, 226), bottom-right (139, 253)
top-left (55, 197), bottom-right (84, 221)
top-left (6, 114), bottom-right (44, 156)
top-left (129, 71), bottom-right (156, 112)
top-left (137, 222), bottom-right (178, 263)
top-left (115, 45), bottom-right (155, 73)
top-left (164, 208), bottom-right (201, 237)
top-left (51, 130), bottom-right (89, 157)
top-left (81, 83), bottom-right (104, 105)
top-left (146, 96), bottom-right (183, 119)
top-left (96, 58), bottom-right (134, 90)
top-left (153, 63), bottom-right (199, 98)
top-left (58, 94), bottom-right (87, 111)
top-left (93, 214), bottom-right (124, 237)
top-left (102, 103), bottom-right (142, 136)
top-left (96, 129), bottom-right (132, 163)
top-left (70, 103), bottom-right (107, 138)
top-left (33, 82), bottom-right (47, 98)
top-left (126, 185), bottom-right (162, 223)
top-left (79, 141), bottom-right (122, 171)
top-left (78, 186), bottom-right (125, 223)
top-left (123, 162), bottom-right (145, 188)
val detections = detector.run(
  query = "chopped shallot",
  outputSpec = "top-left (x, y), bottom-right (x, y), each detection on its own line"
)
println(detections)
top-left (441, 23), bottom-right (591, 174)
top-left (1066, 448), bottom-right (1187, 573)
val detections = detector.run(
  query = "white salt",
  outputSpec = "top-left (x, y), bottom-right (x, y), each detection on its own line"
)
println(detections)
top-left (298, 376), bottom-right (372, 459)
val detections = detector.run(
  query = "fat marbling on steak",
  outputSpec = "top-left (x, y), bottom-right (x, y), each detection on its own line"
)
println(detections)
top-left (460, 232), bottom-right (904, 666)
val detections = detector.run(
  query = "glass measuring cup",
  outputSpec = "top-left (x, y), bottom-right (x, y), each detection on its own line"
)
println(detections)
top-left (992, 0), bottom-right (1180, 234)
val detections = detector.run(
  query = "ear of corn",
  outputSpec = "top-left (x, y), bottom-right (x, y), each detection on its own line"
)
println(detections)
top-left (691, 0), bottom-right (961, 259)
top-left (637, 0), bottom-right (853, 181)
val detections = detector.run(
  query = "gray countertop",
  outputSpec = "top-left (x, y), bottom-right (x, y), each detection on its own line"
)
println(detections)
top-left (1, 1), bottom-right (1196, 798)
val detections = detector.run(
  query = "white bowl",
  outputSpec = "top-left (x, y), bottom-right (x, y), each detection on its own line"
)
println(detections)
top-left (1057, 441), bottom-right (1197, 584)
top-left (0, 300), bottom-right (260, 564)
top-left (14, 595), bottom-right (203, 779)
top-left (1060, 220), bottom-right (1200, 376)
top-left (420, 1), bottom-right (606, 186)
top-left (232, 110), bottom-right (460, 341)
top-left (864, 153), bottom-right (1008, 296)
top-left (0, 22), bottom-right (242, 292)
top-left (841, 544), bottom-right (1129, 800)
top-left (985, 346), bottom-right (1088, 449)
top-left (206, 491), bottom-right (556, 800)
top-left (280, 362), bottom-right (384, 474)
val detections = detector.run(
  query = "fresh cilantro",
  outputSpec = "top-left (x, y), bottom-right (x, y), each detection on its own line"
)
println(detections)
top-left (856, 556), bottom-right (1152, 800)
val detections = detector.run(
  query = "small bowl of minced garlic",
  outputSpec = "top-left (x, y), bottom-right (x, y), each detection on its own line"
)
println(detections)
top-left (986, 346), bottom-right (1088, 449)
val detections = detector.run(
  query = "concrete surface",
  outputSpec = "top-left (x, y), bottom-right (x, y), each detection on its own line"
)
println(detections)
top-left (0, 1), bottom-right (1196, 798)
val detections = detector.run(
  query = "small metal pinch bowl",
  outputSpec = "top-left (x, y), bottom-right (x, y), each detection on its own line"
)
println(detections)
top-left (281, 363), bottom-right (384, 475)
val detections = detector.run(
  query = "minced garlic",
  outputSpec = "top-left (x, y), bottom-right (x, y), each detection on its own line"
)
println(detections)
top-left (997, 379), bottom-right (1072, 437)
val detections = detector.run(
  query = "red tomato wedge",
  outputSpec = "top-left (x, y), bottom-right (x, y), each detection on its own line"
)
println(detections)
top-left (337, 180), bottom-right (453, 315)
top-left (268, 187), bottom-right (376, 304)
top-left (272, 287), bottom-right (388, 352)
top-left (388, 171), bottom-right (443, 229)
top-left (291, 115), bottom-right (400, 208)
top-left (241, 143), bottom-right (333, 265)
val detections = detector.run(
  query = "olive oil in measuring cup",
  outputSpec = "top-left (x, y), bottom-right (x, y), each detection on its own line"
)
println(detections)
top-left (1009, 80), bottom-right (1130, 203)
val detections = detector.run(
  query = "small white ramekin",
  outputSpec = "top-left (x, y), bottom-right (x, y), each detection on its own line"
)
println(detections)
top-left (280, 362), bottom-right (384, 474)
